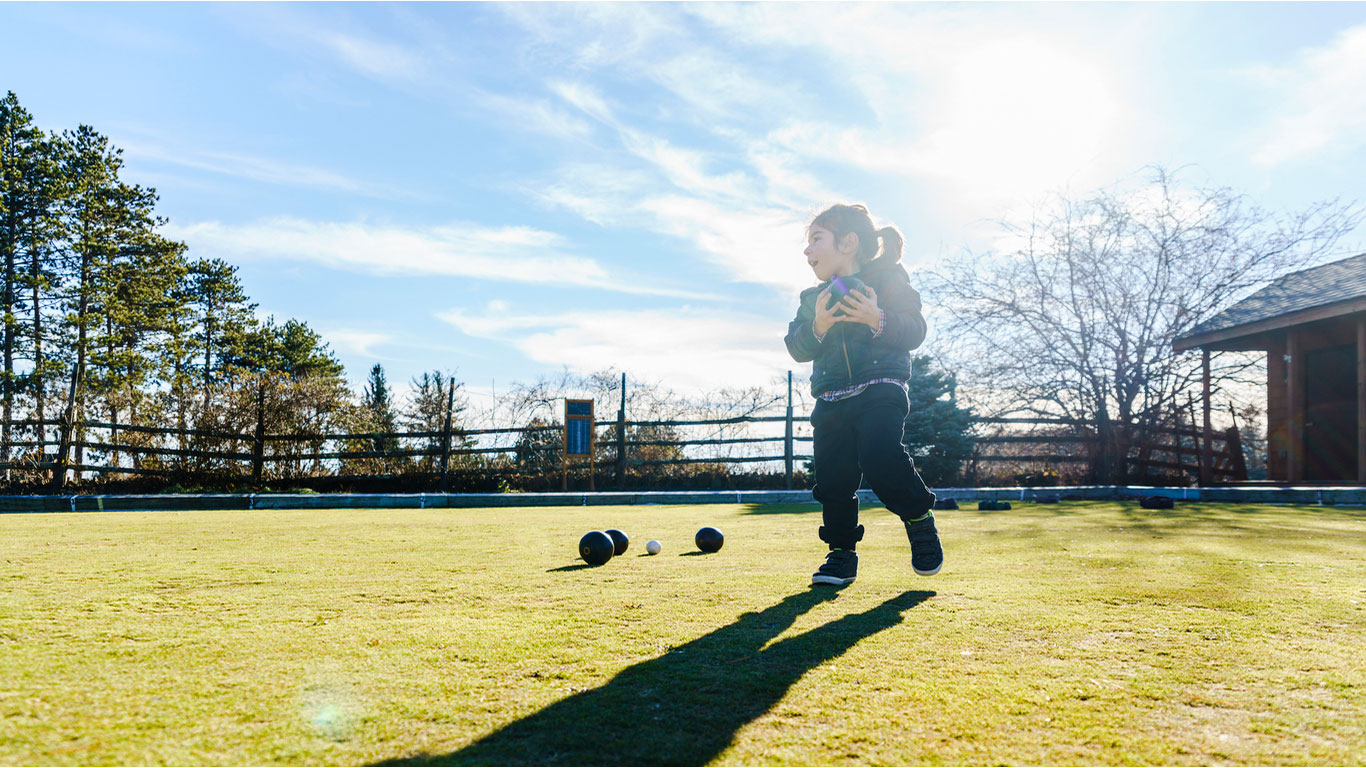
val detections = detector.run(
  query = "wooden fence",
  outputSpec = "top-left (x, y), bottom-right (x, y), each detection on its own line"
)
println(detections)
top-left (0, 410), bottom-right (1247, 491)
top-left (0, 413), bottom-right (818, 491)
top-left (969, 417), bottom-right (1248, 484)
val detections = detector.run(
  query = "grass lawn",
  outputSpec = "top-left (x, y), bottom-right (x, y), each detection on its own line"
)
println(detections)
top-left (2, 500), bottom-right (1364, 765)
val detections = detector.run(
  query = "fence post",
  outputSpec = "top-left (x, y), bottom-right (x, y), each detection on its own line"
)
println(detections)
top-left (251, 383), bottom-right (265, 486)
top-left (439, 379), bottom-right (455, 492)
top-left (1225, 425), bottom-right (1247, 481)
top-left (616, 372), bottom-right (627, 489)
top-left (48, 406), bottom-right (72, 492)
top-left (48, 369), bottom-right (81, 492)
top-left (1201, 349), bottom-right (1213, 486)
top-left (1097, 378), bottom-right (1112, 483)
top-left (784, 370), bottom-right (794, 489)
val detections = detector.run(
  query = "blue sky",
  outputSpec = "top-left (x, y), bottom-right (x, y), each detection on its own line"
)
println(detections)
top-left (4, 2), bottom-right (1365, 413)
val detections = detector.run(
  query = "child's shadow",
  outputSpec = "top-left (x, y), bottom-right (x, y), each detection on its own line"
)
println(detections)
top-left (376, 588), bottom-right (934, 766)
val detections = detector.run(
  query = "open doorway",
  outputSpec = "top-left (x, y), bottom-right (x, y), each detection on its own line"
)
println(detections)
top-left (1304, 343), bottom-right (1358, 482)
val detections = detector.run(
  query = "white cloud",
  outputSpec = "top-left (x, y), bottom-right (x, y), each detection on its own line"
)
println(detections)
top-left (163, 217), bottom-right (710, 299)
top-left (527, 167), bottom-right (814, 296)
top-left (548, 80), bottom-right (619, 127)
top-left (762, 40), bottom-right (1126, 208)
top-left (507, 5), bottom-right (1134, 295)
top-left (119, 138), bottom-right (379, 195)
top-left (438, 303), bottom-right (794, 392)
top-left (693, 4), bottom-right (1137, 207)
top-left (317, 30), bottom-right (430, 84)
top-left (318, 328), bottom-right (394, 359)
top-left (474, 89), bottom-right (597, 142)
top-left (1249, 23), bottom-right (1366, 166)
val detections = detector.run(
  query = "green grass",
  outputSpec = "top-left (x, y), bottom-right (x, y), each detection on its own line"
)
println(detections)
top-left (2, 501), bottom-right (1364, 765)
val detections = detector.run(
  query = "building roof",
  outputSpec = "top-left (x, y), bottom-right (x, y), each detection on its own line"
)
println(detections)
top-left (1174, 252), bottom-right (1366, 350)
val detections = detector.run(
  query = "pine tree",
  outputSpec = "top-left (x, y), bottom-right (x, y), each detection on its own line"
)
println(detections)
top-left (362, 363), bottom-right (398, 455)
top-left (53, 125), bottom-right (128, 470)
top-left (222, 316), bottom-right (345, 382)
top-left (0, 92), bottom-right (57, 461)
top-left (901, 355), bottom-right (976, 486)
top-left (187, 257), bottom-right (255, 389)
top-left (402, 370), bottom-right (471, 470)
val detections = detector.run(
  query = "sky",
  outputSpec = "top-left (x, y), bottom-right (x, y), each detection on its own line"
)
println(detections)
top-left (3, 2), bottom-right (1366, 417)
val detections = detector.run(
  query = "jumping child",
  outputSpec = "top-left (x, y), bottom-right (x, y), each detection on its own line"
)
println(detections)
top-left (784, 203), bottom-right (942, 586)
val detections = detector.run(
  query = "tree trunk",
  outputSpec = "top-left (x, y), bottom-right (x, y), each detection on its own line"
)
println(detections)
top-left (31, 250), bottom-right (44, 463)
top-left (72, 239), bottom-right (91, 477)
top-left (2, 206), bottom-right (15, 471)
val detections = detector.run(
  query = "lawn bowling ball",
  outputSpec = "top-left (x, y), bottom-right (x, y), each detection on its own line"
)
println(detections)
top-left (605, 528), bottom-right (630, 556)
top-left (578, 531), bottom-right (615, 566)
top-left (826, 275), bottom-right (869, 314)
top-left (646, 539), bottom-right (662, 555)
top-left (695, 526), bottom-right (724, 553)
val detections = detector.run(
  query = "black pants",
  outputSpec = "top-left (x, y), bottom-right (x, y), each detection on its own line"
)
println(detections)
top-left (810, 383), bottom-right (937, 550)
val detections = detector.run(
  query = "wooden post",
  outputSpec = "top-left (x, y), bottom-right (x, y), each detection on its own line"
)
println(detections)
top-left (1201, 349), bottom-right (1213, 486)
top-left (616, 373), bottom-right (627, 489)
top-left (1287, 329), bottom-right (1304, 483)
top-left (1225, 425), bottom-right (1248, 482)
top-left (251, 382), bottom-right (266, 486)
top-left (1096, 377), bottom-right (1112, 483)
top-left (48, 405), bottom-right (71, 492)
top-left (48, 369), bottom-right (81, 491)
top-left (1266, 337), bottom-right (1287, 480)
top-left (439, 379), bottom-right (456, 492)
top-left (784, 370), bottom-right (794, 489)
top-left (1357, 316), bottom-right (1366, 483)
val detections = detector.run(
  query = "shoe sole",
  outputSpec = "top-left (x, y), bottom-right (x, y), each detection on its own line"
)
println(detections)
top-left (811, 574), bottom-right (855, 586)
top-left (913, 562), bottom-right (942, 576)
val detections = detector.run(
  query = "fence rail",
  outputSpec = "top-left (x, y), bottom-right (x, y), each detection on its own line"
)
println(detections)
top-left (0, 406), bottom-right (819, 491)
top-left (0, 394), bottom-right (1246, 490)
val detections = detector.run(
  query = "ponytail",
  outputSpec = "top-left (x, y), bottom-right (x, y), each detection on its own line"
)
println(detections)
top-left (875, 225), bottom-right (903, 264)
top-left (810, 204), bottom-right (904, 266)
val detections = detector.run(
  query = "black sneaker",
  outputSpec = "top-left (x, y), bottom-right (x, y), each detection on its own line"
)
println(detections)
top-left (904, 515), bottom-right (943, 576)
top-left (811, 549), bottom-right (858, 586)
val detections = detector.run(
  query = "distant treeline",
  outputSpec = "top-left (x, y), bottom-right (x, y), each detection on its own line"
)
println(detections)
top-left (0, 91), bottom-right (368, 466)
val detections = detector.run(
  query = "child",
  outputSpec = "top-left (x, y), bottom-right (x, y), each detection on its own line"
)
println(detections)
top-left (784, 203), bottom-right (942, 586)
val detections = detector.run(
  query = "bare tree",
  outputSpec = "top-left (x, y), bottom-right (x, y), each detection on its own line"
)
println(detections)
top-left (924, 166), bottom-right (1363, 481)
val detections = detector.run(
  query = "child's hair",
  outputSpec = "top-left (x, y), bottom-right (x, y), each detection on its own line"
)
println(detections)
top-left (810, 203), bottom-right (903, 265)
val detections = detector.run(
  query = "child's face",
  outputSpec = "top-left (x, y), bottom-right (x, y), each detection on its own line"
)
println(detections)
top-left (805, 224), bottom-right (857, 281)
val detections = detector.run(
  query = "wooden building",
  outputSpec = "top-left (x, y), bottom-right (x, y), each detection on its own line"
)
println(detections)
top-left (1174, 253), bottom-right (1366, 484)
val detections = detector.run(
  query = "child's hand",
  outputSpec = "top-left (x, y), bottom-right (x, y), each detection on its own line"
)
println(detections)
top-left (838, 285), bottom-right (881, 330)
top-left (812, 286), bottom-right (840, 338)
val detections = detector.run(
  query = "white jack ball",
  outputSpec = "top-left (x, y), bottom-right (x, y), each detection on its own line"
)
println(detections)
top-left (646, 539), bottom-right (662, 555)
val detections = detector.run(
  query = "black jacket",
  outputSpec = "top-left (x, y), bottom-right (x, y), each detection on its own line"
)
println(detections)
top-left (784, 256), bottom-right (928, 397)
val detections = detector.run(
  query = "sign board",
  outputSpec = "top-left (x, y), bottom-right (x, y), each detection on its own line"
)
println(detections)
top-left (564, 399), bottom-right (594, 456)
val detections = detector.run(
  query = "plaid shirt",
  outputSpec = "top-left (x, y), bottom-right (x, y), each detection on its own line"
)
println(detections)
top-left (813, 310), bottom-right (908, 402)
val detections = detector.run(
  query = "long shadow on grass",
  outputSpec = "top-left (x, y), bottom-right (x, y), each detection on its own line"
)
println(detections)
top-left (379, 588), bottom-right (933, 766)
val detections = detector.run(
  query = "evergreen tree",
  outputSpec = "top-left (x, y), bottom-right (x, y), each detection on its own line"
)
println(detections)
top-left (225, 316), bottom-right (344, 381)
top-left (187, 257), bottom-right (255, 388)
top-left (53, 125), bottom-right (134, 469)
top-left (0, 92), bottom-right (59, 459)
top-left (402, 370), bottom-right (471, 470)
top-left (361, 363), bottom-right (398, 454)
top-left (94, 228), bottom-right (189, 427)
top-left (901, 355), bottom-right (976, 486)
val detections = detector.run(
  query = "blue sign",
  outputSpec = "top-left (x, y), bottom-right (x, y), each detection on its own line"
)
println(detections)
top-left (566, 419), bottom-right (592, 455)
top-left (565, 399), bottom-right (594, 456)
